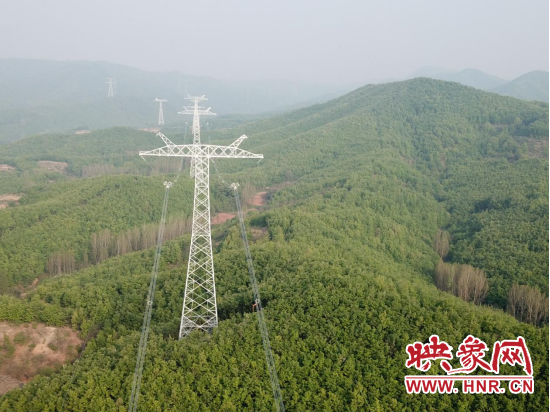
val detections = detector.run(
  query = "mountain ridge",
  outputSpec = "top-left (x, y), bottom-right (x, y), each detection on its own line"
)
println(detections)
top-left (409, 66), bottom-right (548, 102)
top-left (492, 70), bottom-right (549, 102)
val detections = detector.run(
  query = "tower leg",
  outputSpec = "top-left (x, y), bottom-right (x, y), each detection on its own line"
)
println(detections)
top-left (179, 157), bottom-right (218, 338)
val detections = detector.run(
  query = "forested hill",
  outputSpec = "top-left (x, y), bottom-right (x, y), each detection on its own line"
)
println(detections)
top-left (214, 78), bottom-right (549, 306)
top-left (0, 58), bottom-right (345, 144)
top-left (0, 78), bottom-right (548, 410)
top-left (492, 71), bottom-right (550, 103)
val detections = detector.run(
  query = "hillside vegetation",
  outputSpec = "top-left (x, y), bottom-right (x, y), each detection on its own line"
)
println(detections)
top-left (0, 78), bottom-right (547, 411)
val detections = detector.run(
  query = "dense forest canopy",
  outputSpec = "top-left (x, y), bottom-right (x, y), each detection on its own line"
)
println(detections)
top-left (0, 78), bottom-right (547, 410)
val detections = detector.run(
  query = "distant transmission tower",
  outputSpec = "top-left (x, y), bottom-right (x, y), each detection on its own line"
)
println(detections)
top-left (139, 97), bottom-right (263, 339)
top-left (154, 98), bottom-right (167, 125)
top-left (107, 78), bottom-right (115, 98)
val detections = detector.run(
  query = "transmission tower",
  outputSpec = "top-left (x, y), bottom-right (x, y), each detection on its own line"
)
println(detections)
top-left (107, 78), bottom-right (115, 98)
top-left (178, 96), bottom-right (216, 178)
top-left (154, 98), bottom-right (167, 125)
top-left (139, 98), bottom-right (263, 339)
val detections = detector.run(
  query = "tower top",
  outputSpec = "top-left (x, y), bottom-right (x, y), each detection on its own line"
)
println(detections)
top-left (185, 95), bottom-right (207, 102)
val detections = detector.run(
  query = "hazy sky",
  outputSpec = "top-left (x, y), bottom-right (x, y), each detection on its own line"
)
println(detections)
top-left (1, 0), bottom-right (548, 85)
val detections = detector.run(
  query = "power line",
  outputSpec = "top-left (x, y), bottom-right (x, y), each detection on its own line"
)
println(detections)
top-left (127, 180), bottom-right (172, 412)
top-left (210, 158), bottom-right (231, 188)
top-left (230, 183), bottom-right (285, 412)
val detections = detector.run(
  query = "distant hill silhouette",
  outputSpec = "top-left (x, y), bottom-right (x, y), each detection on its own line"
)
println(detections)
top-left (0, 59), bottom-right (346, 144)
top-left (492, 70), bottom-right (549, 102)
top-left (411, 67), bottom-right (506, 90)
top-left (410, 66), bottom-right (548, 102)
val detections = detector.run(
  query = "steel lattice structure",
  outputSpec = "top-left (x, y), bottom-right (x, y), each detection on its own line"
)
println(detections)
top-left (154, 98), bottom-right (167, 125)
top-left (178, 95), bottom-right (216, 177)
top-left (107, 78), bottom-right (115, 98)
top-left (139, 97), bottom-right (262, 339)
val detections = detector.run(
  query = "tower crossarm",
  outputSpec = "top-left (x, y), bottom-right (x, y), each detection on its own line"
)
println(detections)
top-left (156, 132), bottom-right (175, 149)
top-left (139, 143), bottom-right (263, 159)
top-left (177, 108), bottom-right (216, 116)
top-left (228, 134), bottom-right (248, 148)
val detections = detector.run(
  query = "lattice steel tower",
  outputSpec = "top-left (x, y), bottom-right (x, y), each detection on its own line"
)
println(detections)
top-left (154, 98), bottom-right (167, 125)
top-left (139, 96), bottom-right (263, 339)
top-left (178, 96), bottom-right (215, 178)
top-left (107, 78), bottom-right (115, 98)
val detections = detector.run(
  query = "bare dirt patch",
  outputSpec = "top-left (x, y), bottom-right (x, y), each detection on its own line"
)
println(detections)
top-left (140, 127), bottom-right (161, 133)
top-left (0, 375), bottom-right (23, 395)
top-left (211, 213), bottom-right (236, 225)
top-left (0, 164), bottom-right (15, 172)
top-left (37, 161), bottom-right (68, 174)
top-left (74, 130), bottom-right (91, 135)
top-left (268, 182), bottom-right (292, 191)
top-left (211, 189), bottom-right (274, 228)
top-left (0, 194), bottom-right (21, 202)
top-left (526, 139), bottom-right (549, 159)
top-left (17, 278), bottom-right (39, 299)
top-left (0, 322), bottom-right (82, 392)
top-left (0, 194), bottom-right (22, 209)
top-left (249, 191), bottom-right (268, 207)
top-left (251, 227), bottom-right (268, 241)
